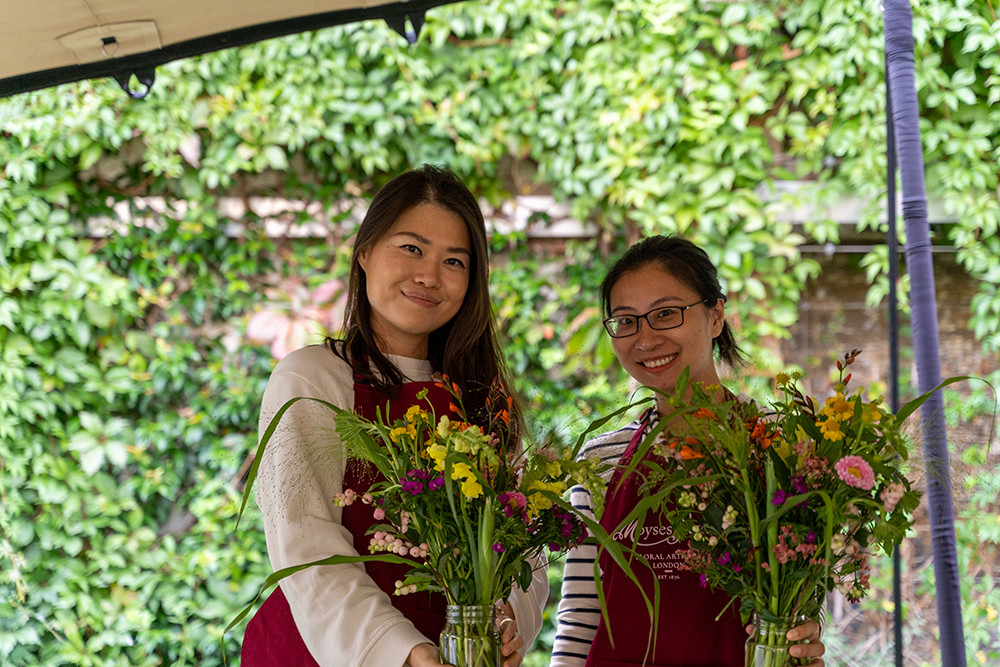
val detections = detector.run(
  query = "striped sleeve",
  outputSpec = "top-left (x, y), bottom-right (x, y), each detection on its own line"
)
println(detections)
top-left (549, 422), bottom-right (640, 667)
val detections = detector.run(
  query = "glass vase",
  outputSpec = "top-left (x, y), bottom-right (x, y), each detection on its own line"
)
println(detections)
top-left (439, 604), bottom-right (502, 667)
top-left (745, 612), bottom-right (808, 667)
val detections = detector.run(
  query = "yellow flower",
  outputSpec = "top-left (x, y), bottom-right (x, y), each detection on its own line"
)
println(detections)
top-left (450, 462), bottom-right (482, 498)
top-left (525, 493), bottom-right (550, 520)
top-left (390, 425), bottom-right (415, 443)
top-left (861, 403), bottom-right (881, 425)
top-left (426, 443), bottom-right (448, 471)
top-left (819, 394), bottom-right (853, 419)
top-left (451, 462), bottom-right (472, 479)
top-left (773, 438), bottom-right (792, 461)
top-left (405, 405), bottom-right (427, 424)
top-left (818, 417), bottom-right (845, 442)
top-left (460, 477), bottom-right (483, 499)
top-left (775, 372), bottom-right (791, 386)
top-left (524, 479), bottom-right (567, 519)
top-left (436, 416), bottom-right (451, 438)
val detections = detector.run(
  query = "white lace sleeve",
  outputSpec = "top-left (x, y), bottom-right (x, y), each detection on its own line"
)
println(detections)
top-left (255, 347), bottom-right (430, 667)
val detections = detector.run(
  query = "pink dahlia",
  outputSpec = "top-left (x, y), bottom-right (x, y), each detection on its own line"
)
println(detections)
top-left (835, 456), bottom-right (875, 491)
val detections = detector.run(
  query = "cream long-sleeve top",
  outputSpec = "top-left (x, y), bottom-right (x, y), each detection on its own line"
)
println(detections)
top-left (255, 344), bottom-right (548, 667)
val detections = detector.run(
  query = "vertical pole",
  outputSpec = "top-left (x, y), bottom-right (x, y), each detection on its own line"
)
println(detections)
top-left (884, 72), bottom-right (904, 667)
top-left (883, 2), bottom-right (965, 664)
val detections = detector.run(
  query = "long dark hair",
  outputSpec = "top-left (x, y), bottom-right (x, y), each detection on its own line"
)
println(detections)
top-left (599, 235), bottom-right (747, 367)
top-left (329, 165), bottom-right (521, 435)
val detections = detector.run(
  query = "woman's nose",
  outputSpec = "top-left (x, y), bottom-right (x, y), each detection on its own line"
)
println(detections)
top-left (413, 260), bottom-right (440, 288)
top-left (633, 317), bottom-right (660, 349)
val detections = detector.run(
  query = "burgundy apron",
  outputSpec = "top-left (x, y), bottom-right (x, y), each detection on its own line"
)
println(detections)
top-left (241, 379), bottom-right (454, 666)
top-left (585, 411), bottom-right (745, 667)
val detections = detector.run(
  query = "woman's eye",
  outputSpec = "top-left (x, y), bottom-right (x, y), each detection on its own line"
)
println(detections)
top-left (400, 244), bottom-right (421, 254)
top-left (617, 316), bottom-right (635, 327)
top-left (655, 309), bottom-right (678, 321)
top-left (445, 258), bottom-right (466, 268)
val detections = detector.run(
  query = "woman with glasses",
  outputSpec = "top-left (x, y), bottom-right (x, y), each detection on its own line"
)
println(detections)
top-left (550, 235), bottom-right (825, 667)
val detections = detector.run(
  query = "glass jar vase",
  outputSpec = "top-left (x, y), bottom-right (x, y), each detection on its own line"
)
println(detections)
top-left (745, 612), bottom-right (808, 667)
top-left (439, 604), bottom-right (502, 667)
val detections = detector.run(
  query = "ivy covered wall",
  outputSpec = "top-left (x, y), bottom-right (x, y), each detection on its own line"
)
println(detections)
top-left (1, 0), bottom-right (998, 664)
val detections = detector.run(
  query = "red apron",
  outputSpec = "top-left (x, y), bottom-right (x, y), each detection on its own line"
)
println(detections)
top-left (241, 379), bottom-right (453, 666)
top-left (585, 411), bottom-right (745, 667)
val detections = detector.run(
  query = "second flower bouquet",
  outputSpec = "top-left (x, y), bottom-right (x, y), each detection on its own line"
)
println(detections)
top-left (616, 350), bottom-right (938, 666)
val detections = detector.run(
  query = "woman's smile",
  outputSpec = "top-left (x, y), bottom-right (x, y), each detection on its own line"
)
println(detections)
top-left (401, 289), bottom-right (441, 307)
top-left (639, 353), bottom-right (678, 370)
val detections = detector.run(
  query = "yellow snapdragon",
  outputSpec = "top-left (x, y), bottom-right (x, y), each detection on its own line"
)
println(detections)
top-left (450, 462), bottom-right (482, 499)
top-left (426, 443), bottom-right (448, 472)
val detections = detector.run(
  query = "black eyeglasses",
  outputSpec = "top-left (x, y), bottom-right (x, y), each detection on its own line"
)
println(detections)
top-left (602, 300), bottom-right (714, 338)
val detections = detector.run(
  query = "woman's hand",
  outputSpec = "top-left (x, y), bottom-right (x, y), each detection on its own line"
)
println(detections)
top-left (405, 642), bottom-right (447, 667)
top-left (787, 619), bottom-right (824, 667)
top-left (496, 600), bottom-right (525, 667)
top-left (745, 619), bottom-right (824, 667)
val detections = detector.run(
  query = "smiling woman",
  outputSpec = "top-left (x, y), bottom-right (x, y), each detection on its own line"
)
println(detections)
top-left (604, 264), bottom-right (725, 403)
top-left (241, 165), bottom-right (548, 667)
top-left (550, 236), bottom-right (827, 667)
top-left (358, 204), bottom-right (471, 359)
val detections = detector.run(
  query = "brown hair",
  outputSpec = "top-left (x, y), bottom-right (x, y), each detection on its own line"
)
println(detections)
top-left (600, 235), bottom-right (746, 367)
top-left (330, 165), bottom-right (522, 435)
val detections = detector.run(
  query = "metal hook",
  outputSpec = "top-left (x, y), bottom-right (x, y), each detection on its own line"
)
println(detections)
top-left (112, 68), bottom-right (156, 99)
top-left (101, 36), bottom-right (120, 57)
top-left (385, 12), bottom-right (425, 45)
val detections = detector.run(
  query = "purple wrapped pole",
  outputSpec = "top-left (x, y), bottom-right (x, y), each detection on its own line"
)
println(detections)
top-left (882, 1), bottom-right (965, 664)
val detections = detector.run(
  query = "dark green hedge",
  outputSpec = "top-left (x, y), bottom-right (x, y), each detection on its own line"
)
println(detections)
top-left (1, 0), bottom-right (998, 664)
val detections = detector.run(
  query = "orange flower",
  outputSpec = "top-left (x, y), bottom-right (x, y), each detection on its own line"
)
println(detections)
top-left (449, 403), bottom-right (461, 415)
top-left (693, 408), bottom-right (717, 420)
top-left (499, 409), bottom-right (510, 426)
top-left (748, 417), bottom-right (773, 449)
top-left (679, 445), bottom-right (703, 460)
top-left (659, 435), bottom-right (703, 459)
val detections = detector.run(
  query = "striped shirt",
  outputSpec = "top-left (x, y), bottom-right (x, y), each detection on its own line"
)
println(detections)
top-left (550, 412), bottom-right (654, 667)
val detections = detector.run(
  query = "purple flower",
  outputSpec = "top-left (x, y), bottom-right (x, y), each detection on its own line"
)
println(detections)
top-left (792, 476), bottom-right (808, 494)
top-left (717, 552), bottom-right (731, 565)
top-left (549, 542), bottom-right (561, 552)
top-left (805, 531), bottom-right (817, 544)
top-left (402, 480), bottom-right (424, 495)
top-left (492, 543), bottom-right (505, 553)
top-left (699, 574), bottom-right (708, 588)
top-left (772, 490), bottom-right (788, 506)
top-left (429, 476), bottom-right (444, 491)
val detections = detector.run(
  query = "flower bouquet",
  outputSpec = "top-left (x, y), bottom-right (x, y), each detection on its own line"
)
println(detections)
top-left (618, 350), bottom-right (940, 667)
top-left (228, 376), bottom-right (610, 667)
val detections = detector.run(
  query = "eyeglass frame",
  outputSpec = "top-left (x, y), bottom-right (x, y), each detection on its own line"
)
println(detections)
top-left (602, 299), bottom-right (717, 338)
